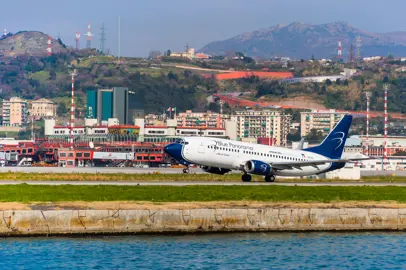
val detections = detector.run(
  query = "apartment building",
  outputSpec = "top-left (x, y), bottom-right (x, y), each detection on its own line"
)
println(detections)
top-left (30, 98), bottom-right (57, 118)
top-left (2, 97), bottom-right (28, 126)
top-left (231, 110), bottom-right (292, 146)
top-left (300, 110), bottom-right (347, 137)
top-left (176, 110), bottom-right (225, 129)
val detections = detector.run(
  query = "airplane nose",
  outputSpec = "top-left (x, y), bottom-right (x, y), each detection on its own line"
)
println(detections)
top-left (164, 144), bottom-right (173, 154)
top-left (163, 143), bottom-right (183, 161)
top-left (164, 143), bottom-right (179, 156)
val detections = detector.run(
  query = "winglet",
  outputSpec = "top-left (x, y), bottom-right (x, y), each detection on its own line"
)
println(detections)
top-left (304, 115), bottom-right (353, 159)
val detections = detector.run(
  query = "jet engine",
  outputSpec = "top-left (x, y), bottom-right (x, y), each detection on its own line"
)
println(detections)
top-left (244, 160), bottom-right (272, 175)
top-left (201, 166), bottom-right (231, 175)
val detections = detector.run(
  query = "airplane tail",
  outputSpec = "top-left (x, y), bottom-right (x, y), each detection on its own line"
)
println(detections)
top-left (304, 115), bottom-right (353, 159)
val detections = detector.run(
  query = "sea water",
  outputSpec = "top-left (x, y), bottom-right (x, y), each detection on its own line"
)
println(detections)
top-left (0, 232), bottom-right (404, 269)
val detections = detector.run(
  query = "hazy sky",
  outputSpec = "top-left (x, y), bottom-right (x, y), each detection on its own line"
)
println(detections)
top-left (2, 0), bottom-right (406, 57)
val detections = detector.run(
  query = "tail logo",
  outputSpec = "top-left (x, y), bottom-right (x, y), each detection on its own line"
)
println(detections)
top-left (332, 132), bottom-right (345, 150)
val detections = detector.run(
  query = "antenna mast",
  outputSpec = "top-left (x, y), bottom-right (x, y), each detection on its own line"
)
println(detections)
top-left (383, 84), bottom-right (390, 170)
top-left (69, 69), bottom-right (77, 149)
top-left (365, 92), bottom-right (371, 156)
top-left (118, 16), bottom-right (121, 60)
top-left (99, 22), bottom-right (107, 54)
top-left (349, 43), bottom-right (355, 68)
top-left (356, 36), bottom-right (361, 63)
top-left (46, 36), bottom-right (52, 56)
top-left (75, 32), bottom-right (81, 51)
top-left (84, 22), bottom-right (94, 49)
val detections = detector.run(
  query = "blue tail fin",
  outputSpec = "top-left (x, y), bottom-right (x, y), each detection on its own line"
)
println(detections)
top-left (304, 115), bottom-right (353, 159)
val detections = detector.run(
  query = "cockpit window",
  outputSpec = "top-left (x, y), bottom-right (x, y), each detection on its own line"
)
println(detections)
top-left (174, 138), bottom-right (185, 144)
top-left (174, 138), bottom-right (189, 145)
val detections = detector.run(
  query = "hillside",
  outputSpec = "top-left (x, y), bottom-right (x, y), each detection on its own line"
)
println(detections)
top-left (0, 30), bottom-right (405, 119)
top-left (0, 31), bottom-right (68, 57)
top-left (199, 22), bottom-right (406, 59)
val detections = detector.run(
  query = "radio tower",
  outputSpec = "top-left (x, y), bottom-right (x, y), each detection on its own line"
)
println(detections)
top-left (69, 69), bottom-right (77, 149)
top-left (338, 39), bottom-right (342, 59)
top-left (365, 92), bottom-right (372, 156)
top-left (75, 32), bottom-right (81, 51)
top-left (46, 36), bottom-right (52, 56)
top-left (383, 84), bottom-right (390, 170)
top-left (356, 36), bottom-right (361, 62)
top-left (99, 22), bottom-right (106, 54)
top-left (349, 43), bottom-right (355, 68)
top-left (84, 22), bottom-right (94, 49)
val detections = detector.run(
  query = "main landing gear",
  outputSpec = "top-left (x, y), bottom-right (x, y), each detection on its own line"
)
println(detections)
top-left (265, 175), bottom-right (276, 183)
top-left (242, 173), bottom-right (252, 182)
top-left (182, 167), bottom-right (190, 174)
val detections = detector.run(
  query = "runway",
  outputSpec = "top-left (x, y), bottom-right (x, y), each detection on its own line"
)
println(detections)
top-left (0, 166), bottom-right (404, 177)
top-left (0, 167), bottom-right (203, 174)
top-left (0, 180), bottom-right (405, 186)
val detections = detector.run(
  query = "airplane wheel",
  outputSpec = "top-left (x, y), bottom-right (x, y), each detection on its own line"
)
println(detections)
top-left (183, 168), bottom-right (190, 174)
top-left (265, 175), bottom-right (276, 182)
top-left (242, 174), bottom-right (252, 182)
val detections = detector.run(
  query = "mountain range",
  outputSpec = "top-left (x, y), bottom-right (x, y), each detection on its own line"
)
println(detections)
top-left (199, 22), bottom-right (406, 59)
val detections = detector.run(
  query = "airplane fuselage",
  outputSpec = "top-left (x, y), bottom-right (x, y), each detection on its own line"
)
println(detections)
top-left (178, 137), bottom-right (333, 176)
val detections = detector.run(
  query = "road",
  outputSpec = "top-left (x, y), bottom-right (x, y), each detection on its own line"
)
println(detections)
top-left (0, 180), bottom-right (405, 186)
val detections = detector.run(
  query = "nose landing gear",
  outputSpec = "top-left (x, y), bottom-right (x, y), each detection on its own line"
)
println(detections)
top-left (182, 167), bottom-right (190, 174)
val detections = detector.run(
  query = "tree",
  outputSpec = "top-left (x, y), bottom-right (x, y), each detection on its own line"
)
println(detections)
top-left (306, 129), bottom-right (325, 143)
top-left (383, 76), bottom-right (389, 83)
top-left (49, 70), bottom-right (56, 80)
top-left (56, 102), bottom-right (68, 116)
top-left (336, 78), bottom-right (341, 85)
top-left (325, 79), bottom-right (332, 86)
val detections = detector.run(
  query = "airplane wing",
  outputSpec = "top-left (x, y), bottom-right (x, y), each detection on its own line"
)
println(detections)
top-left (270, 157), bottom-right (371, 171)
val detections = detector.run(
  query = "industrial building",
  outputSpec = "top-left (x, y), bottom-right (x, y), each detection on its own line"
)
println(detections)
top-left (300, 110), bottom-right (347, 137)
top-left (86, 87), bottom-right (137, 125)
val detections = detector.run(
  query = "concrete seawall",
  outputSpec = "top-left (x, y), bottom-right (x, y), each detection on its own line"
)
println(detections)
top-left (1, 207), bottom-right (406, 236)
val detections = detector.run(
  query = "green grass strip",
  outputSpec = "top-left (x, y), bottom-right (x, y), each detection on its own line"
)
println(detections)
top-left (1, 185), bottom-right (406, 203)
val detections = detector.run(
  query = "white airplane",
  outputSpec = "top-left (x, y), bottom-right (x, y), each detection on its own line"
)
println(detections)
top-left (164, 115), bottom-right (368, 182)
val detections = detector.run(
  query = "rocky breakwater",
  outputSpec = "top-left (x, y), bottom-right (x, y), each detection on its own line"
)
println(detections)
top-left (0, 202), bottom-right (405, 236)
